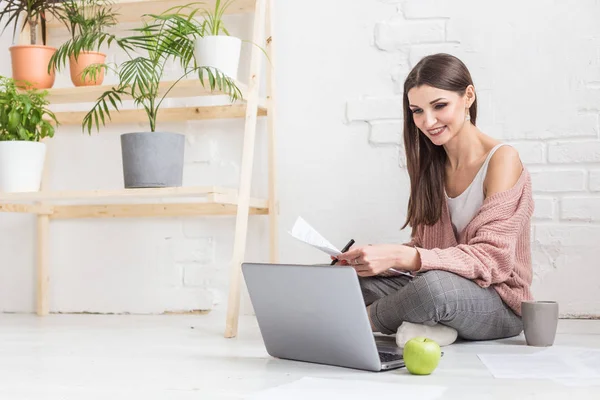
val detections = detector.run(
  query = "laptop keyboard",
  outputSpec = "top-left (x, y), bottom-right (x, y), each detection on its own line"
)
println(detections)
top-left (379, 352), bottom-right (403, 363)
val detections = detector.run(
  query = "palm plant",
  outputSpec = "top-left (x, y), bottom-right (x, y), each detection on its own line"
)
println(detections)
top-left (197, 0), bottom-right (235, 36)
top-left (49, 0), bottom-right (119, 74)
top-left (82, 7), bottom-right (243, 134)
top-left (0, 0), bottom-right (63, 45)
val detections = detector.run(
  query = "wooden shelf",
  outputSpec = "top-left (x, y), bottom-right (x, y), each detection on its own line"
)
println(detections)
top-left (45, 78), bottom-right (250, 104)
top-left (44, 78), bottom-right (268, 125)
top-left (51, 104), bottom-right (267, 126)
top-left (0, 185), bottom-right (231, 202)
top-left (0, 186), bottom-right (269, 219)
top-left (19, 0), bottom-right (274, 340)
top-left (47, 0), bottom-right (257, 28)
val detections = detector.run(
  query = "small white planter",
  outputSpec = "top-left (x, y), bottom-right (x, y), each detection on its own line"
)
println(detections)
top-left (194, 35), bottom-right (242, 80)
top-left (0, 141), bottom-right (46, 193)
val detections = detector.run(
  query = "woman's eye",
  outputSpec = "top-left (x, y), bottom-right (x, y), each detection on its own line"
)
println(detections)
top-left (411, 109), bottom-right (422, 114)
top-left (434, 103), bottom-right (447, 109)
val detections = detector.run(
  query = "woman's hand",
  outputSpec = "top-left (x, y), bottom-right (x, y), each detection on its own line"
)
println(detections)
top-left (333, 244), bottom-right (421, 277)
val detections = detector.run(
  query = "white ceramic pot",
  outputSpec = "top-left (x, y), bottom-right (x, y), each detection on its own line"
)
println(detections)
top-left (0, 141), bottom-right (46, 192)
top-left (194, 35), bottom-right (242, 80)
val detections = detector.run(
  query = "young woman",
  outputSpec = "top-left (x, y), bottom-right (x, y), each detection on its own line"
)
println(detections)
top-left (334, 53), bottom-right (534, 346)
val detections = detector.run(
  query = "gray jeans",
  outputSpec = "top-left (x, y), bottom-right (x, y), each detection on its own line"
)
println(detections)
top-left (360, 270), bottom-right (523, 340)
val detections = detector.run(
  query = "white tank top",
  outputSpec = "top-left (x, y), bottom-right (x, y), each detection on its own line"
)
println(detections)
top-left (446, 144), bottom-right (506, 236)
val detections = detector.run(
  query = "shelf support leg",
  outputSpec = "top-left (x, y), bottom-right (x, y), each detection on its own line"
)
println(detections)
top-left (225, 0), bottom-right (267, 338)
top-left (36, 137), bottom-right (52, 316)
top-left (266, 0), bottom-right (279, 264)
top-left (36, 214), bottom-right (49, 315)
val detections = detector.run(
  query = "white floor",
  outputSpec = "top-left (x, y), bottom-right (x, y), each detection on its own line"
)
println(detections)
top-left (0, 313), bottom-right (599, 399)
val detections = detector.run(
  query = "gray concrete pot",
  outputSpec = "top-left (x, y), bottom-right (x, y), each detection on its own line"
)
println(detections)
top-left (120, 131), bottom-right (185, 188)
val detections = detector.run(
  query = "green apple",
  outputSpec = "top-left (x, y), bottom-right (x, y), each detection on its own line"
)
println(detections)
top-left (403, 337), bottom-right (441, 375)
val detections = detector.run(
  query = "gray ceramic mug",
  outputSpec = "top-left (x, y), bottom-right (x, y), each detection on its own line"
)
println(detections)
top-left (521, 301), bottom-right (559, 347)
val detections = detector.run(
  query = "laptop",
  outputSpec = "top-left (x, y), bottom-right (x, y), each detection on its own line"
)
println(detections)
top-left (242, 262), bottom-right (405, 372)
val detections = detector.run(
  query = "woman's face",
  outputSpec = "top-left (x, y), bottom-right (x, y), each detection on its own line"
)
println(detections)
top-left (407, 84), bottom-right (472, 146)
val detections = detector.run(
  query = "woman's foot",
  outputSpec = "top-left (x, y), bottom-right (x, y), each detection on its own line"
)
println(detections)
top-left (395, 321), bottom-right (458, 348)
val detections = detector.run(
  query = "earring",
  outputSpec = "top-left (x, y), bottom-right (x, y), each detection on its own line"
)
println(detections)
top-left (465, 108), bottom-right (471, 121)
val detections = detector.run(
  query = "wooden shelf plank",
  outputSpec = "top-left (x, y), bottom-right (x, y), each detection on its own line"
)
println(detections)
top-left (47, 0), bottom-right (257, 28)
top-left (0, 203), bottom-right (52, 214)
top-left (45, 79), bottom-right (249, 104)
top-left (50, 104), bottom-right (267, 126)
top-left (0, 186), bottom-right (231, 202)
top-left (0, 186), bottom-right (268, 208)
top-left (0, 186), bottom-right (270, 218)
top-left (50, 202), bottom-right (269, 219)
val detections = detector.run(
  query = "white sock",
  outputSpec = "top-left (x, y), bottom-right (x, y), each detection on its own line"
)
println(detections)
top-left (395, 321), bottom-right (458, 348)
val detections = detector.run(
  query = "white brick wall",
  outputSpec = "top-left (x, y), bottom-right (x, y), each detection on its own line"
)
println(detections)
top-left (508, 142), bottom-right (546, 165)
top-left (548, 141), bottom-right (600, 163)
top-left (374, 18), bottom-right (445, 50)
top-left (589, 170), bottom-right (600, 191)
top-left (0, 0), bottom-right (599, 318)
top-left (346, 96), bottom-right (403, 121)
top-left (173, 238), bottom-right (215, 264)
top-left (368, 121), bottom-right (402, 146)
top-left (532, 197), bottom-right (555, 221)
top-left (529, 170), bottom-right (587, 192)
top-left (561, 197), bottom-right (600, 222)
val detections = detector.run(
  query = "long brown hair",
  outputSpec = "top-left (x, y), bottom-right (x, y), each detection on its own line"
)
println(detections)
top-left (402, 53), bottom-right (478, 236)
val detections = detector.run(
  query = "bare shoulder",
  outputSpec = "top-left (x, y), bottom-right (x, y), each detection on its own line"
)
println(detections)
top-left (484, 145), bottom-right (523, 198)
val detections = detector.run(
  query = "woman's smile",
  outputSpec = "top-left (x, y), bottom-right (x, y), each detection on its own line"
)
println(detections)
top-left (428, 126), bottom-right (447, 136)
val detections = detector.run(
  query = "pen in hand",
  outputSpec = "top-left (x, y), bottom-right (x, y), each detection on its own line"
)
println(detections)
top-left (330, 239), bottom-right (355, 265)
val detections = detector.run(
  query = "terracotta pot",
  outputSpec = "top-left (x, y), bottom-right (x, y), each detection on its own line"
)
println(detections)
top-left (69, 51), bottom-right (107, 87)
top-left (9, 45), bottom-right (56, 89)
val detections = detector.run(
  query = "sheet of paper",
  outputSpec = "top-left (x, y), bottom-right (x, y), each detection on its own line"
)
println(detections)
top-left (388, 268), bottom-right (416, 279)
top-left (542, 346), bottom-right (600, 373)
top-left (243, 377), bottom-right (446, 400)
top-left (544, 346), bottom-right (600, 386)
top-left (478, 346), bottom-right (600, 380)
top-left (553, 378), bottom-right (600, 387)
top-left (287, 216), bottom-right (415, 278)
top-left (288, 216), bottom-right (342, 257)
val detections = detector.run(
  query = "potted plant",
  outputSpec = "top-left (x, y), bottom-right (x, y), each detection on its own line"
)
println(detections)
top-left (49, 0), bottom-right (119, 87)
top-left (0, 0), bottom-right (63, 89)
top-left (83, 9), bottom-right (242, 189)
top-left (0, 75), bottom-right (58, 192)
top-left (193, 0), bottom-right (241, 79)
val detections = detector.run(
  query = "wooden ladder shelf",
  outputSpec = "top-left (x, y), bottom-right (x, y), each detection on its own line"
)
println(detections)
top-left (3, 0), bottom-right (278, 338)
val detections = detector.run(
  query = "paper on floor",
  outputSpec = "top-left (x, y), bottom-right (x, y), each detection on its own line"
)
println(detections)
top-left (542, 346), bottom-right (600, 372)
top-left (544, 346), bottom-right (600, 387)
top-left (478, 346), bottom-right (600, 380)
top-left (243, 377), bottom-right (447, 400)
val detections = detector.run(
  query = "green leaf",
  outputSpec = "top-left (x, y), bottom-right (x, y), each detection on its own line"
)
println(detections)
top-left (208, 70), bottom-right (215, 89)
top-left (8, 109), bottom-right (20, 130)
top-left (17, 126), bottom-right (28, 140)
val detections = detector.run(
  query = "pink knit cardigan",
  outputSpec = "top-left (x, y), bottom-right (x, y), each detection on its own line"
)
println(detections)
top-left (406, 168), bottom-right (535, 316)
